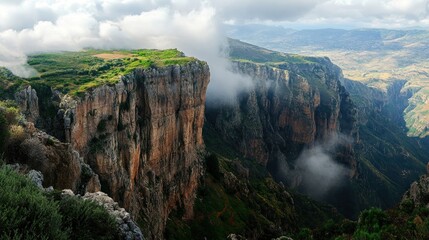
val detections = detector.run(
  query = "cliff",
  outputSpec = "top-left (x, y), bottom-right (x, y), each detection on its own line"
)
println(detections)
top-left (207, 40), bottom-right (358, 191)
top-left (342, 78), bottom-right (429, 217)
top-left (402, 164), bottom-right (429, 208)
top-left (203, 39), bottom-right (429, 220)
top-left (10, 54), bottom-right (209, 239)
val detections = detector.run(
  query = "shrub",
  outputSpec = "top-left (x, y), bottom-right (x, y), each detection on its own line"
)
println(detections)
top-left (357, 208), bottom-right (388, 233)
top-left (295, 228), bottom-right (313, 240)
top-left (8, 125), bottom-right (26, 144)
top-left (0, 100), bottom-right (20, 125)
top-left (0, 166), bottom-right (121, 240)
top-left (3, 107), bottom-right (19, 125)
top-left (57, 196), bottom-right (120, 240)
top-left (0, 166), bottom-right (67, 239)
top-left (0, 101), bottom-right (22, 153)
top-left (0, 112), bottom-right (8, 152)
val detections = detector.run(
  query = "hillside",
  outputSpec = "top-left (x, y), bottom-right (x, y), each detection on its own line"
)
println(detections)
top-left (227, 26), bottom-right (429, 138)
top-left (1, 41), bottom-right (429, 239)
top-left (0, 49), bottom-right (209, 239)
top-left (213, 39), bottom-right (429, 219)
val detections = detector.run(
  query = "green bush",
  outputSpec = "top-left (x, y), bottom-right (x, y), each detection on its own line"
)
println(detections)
top-left (357, 208), bottom-right (388, 233)
top-left (0, 166), bottom-right (67, 239)
top-left (58, 196), bottom-right (120, 240)
top-left (353, 229), bottom-right (381, 240)
top-left (0, 112), bottom-right (9, 151)
top-left (0, 166), bottom-right (120, 240)
top-left (0, 101), bottom-right (21, 153)
top-left (295, 228), bottom-right (313, 240)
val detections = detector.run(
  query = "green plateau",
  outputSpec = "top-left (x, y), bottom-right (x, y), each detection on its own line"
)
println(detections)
top-left (0, 49), bottom-right (195, 97)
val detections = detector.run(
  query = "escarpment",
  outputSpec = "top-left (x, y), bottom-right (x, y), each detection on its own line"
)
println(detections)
top-left (15, 60), bottom-right (210, 239)
top-left (206, 59), bottom-right (358, 181)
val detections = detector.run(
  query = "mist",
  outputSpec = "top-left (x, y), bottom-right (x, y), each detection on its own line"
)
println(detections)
top-left (0, 0), bottom-right (254, 102)
top-left (285, 134), bottom-right (351, 200)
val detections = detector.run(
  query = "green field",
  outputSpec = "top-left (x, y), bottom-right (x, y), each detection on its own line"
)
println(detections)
top-left (0, 49), bottom-right (195, 97)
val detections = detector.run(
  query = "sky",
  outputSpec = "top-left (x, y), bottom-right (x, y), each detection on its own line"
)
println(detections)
top-left (0, 0), bottom-right (428, 98)
top-left (220, 0), bottom-right (429, 29)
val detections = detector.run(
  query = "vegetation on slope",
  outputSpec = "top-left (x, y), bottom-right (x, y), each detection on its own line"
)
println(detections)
top-left (0, 102), bottom-right (120, 239)
top-left (0, 100), bottom-right (24, 154)
top-left (0, 164), bottom-right (119, 240)
top-left (0, 49), bottom-right (195, 97)
top-left (297, 203), bottom-right (429, 239)
top-left (225, 39), bottom-right (429, 220)
top-left (228, 38), bottom-right (318, 65)
top-left (165, 121), bottom-right (342, 240)
top-left (336, 79), bottom-right (429, 217)
top-left (228, 27), bottom-right (429, 137)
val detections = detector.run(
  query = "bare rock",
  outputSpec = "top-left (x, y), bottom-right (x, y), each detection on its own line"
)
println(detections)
top-left (83, 192), bottom-right (144, 240)
top-left (227, 234), bottom-right (247, 240)
top-left (15, 86), bottom-right (39, 123)
top-left (26, 170), bottom-right (43, 189)
top-left (59, 61), bottom-right (209, 239)
top-left (223, 171), bottom-right (249, 196)
top-left (274, 237), bottom-right (294, 240)
top-left (18, 134), bottom-right (81, 191)
top-left (402, 175), bottom-right (429, 208)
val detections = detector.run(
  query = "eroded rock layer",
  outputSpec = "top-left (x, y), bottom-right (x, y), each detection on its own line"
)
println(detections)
top-left (17, 61), bottom-right (209, 239)
top-left (206, 59), bottom-right (357, 176)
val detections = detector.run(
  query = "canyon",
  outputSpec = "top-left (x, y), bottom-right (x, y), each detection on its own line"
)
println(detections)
top-left (1, 39), bottom-right (429, 239)
top-left (6, 58), bottom-right (209, 239)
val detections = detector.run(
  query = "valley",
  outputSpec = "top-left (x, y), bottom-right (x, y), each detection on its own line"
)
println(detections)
top-left (1, 31), bottom-right (429, 240)
top-left (3, 0), bottom-right (429, 239)
top-left (227, 27), bottom-right (429, 138)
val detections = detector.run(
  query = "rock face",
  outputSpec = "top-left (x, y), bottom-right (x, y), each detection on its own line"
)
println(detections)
top-left (17, 61), bottom-right (210, 239)
top-left (5, 123), bottom-right (96, 192)
top-left (402, 163), bottom-right (429, 208)
top-left (15, 86), bottom-right (39, 123)
top-left (206, 60), bottom-right (358, 183)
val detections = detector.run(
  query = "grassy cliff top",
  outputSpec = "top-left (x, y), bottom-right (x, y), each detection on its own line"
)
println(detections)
top-left (0, 49), bottom-right (196, 97)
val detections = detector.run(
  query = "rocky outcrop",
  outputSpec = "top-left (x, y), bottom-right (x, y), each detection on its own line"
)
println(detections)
top-left (206, 59), bottom-right (358, 182)
top-left (5, 122), bottom-right (99, 192)
top-left (15, 61), bottom-right (209, 239)
top-left (61, 190), bottom-right (144, 240)
top-left (15, 86), bottom-right (39, 123)
top-left (402, 163), bottom-right (429, 208)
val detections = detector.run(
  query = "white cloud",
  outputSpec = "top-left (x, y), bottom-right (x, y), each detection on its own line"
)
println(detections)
top-left (213, 0), bottom-right (326, 22)
top-left (298, 0), bottom-right (429, 28)
top-left (0, 0), bottom-right (257, 101)
top-left (0, 0), bottom-right (428, 87)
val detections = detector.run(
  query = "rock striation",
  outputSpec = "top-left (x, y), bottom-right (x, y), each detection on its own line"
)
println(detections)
top-left (16, 61), bottom-right (210, 239)
top-left (15, 86), bottom-right (39, 123)
top-left (206, 59), bottom-right (358, 182)
top-left (5, 122), bottom-right (98, 192)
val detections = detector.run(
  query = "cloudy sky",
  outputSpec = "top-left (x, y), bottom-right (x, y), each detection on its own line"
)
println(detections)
top-left (220, 0), bottom-right (429, 28)
top-left (1, 0), bottom-right (428, 30)
top-left (0, 0), bottom-right (428, 99)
